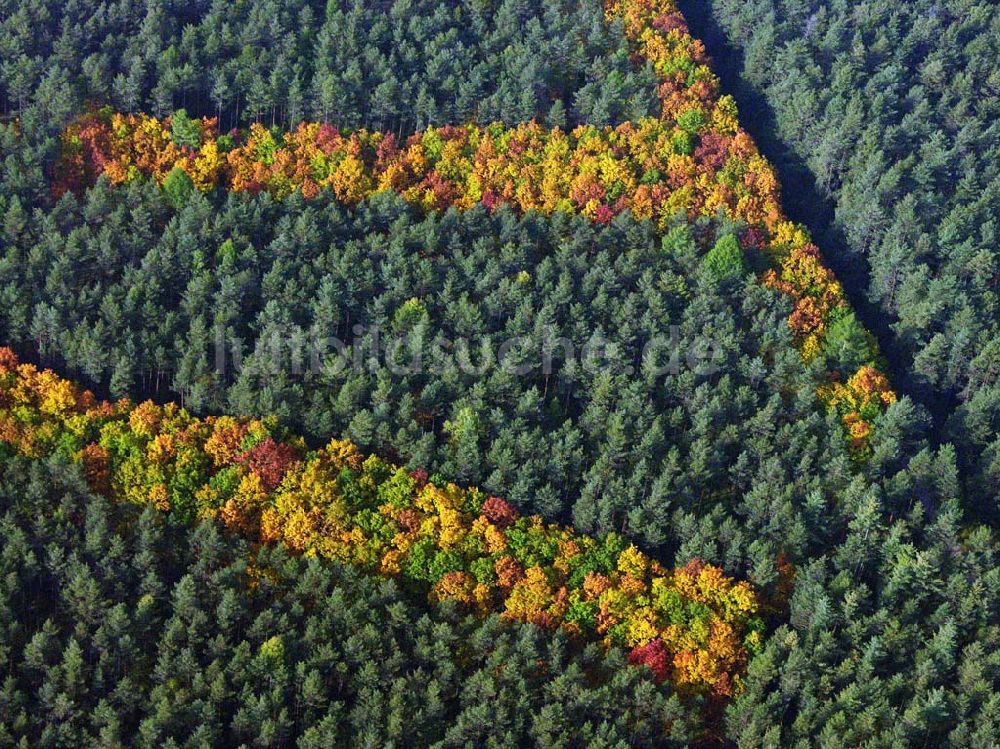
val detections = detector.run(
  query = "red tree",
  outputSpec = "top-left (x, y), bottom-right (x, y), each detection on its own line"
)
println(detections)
top-left (628, 638), bottom-right (670, 683)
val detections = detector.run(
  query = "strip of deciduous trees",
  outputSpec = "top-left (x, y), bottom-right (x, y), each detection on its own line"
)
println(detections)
top-left (0, 349), bottom-right (763, 699)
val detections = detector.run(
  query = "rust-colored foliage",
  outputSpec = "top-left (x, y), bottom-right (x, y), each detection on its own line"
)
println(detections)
top-left (0, 349), bottom-right (763, 699)
top-left (628, 638), bottom-right (671, 683)
top-left (480, 496), bottom-right (519, 528)
top-left (236, 437), bottom-right (302, 492)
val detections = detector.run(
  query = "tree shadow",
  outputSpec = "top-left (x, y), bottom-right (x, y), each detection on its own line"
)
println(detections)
top-left (677, 0), bottom-right (957, 431)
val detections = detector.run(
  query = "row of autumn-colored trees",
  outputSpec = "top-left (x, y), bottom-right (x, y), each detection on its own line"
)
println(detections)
top-left (609, 0), bottom-right (896, 447)
top-left (0, 349), bottom-right (763, 699)
top-left (51, 0), bottom-right (896, 452)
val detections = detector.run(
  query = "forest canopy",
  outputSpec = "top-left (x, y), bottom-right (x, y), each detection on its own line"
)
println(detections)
top-left (1, 0), bottom-right (998, 745)
top-left (687, 0), bottom-right (1000, 511)
top-left (0, 453), bottom-right (704, 746)
top-left (0, 0), bottom-right (658, 133)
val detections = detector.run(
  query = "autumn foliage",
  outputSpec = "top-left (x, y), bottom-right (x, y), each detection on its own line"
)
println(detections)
top-left (0, 350), bottom-right (763, 699)
top-left (818, 366), bottom-right (898, 451)
top-left (54, 110), bottom-right (775, 229)
top-left (49, 0), bottom-right (895, 450)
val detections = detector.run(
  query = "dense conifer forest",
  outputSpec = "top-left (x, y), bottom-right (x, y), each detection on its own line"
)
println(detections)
top-left (683, 0), bottom-right (1000, 512)
top-left (0, 0), bottom-right (998, 746)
